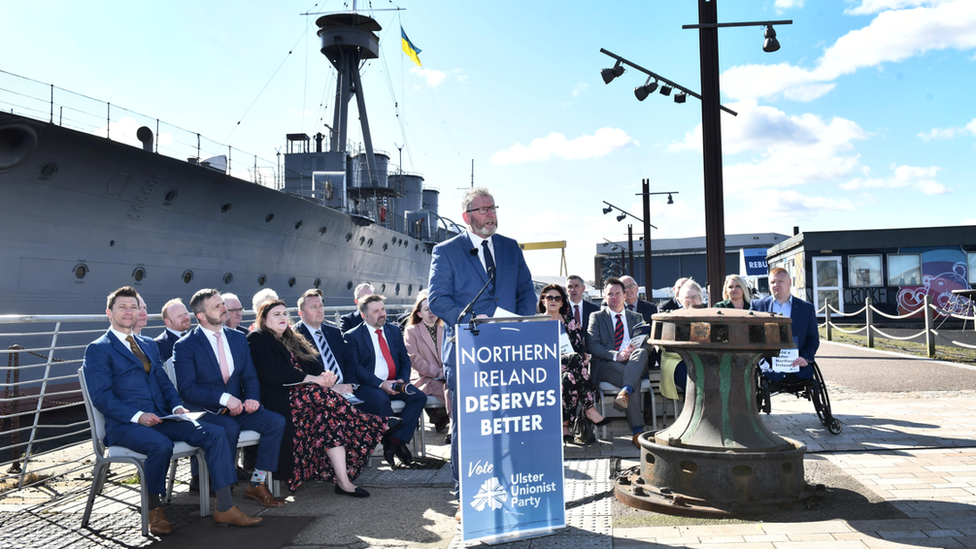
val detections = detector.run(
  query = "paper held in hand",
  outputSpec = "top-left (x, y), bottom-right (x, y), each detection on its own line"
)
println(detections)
top-left (160, 411), bottom-right (206, 422)
top-left (770, 349), bottom-right (800, 373)
top-left (629, 335), bottom-right (647, 349)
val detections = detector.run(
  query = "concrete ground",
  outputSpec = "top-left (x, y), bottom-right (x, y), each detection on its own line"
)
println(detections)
top-left (2, 340), bottom-right (976, 548)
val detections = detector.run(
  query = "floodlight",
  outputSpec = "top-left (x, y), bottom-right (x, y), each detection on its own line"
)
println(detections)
top-left (616, 213), bottom-right (627, 222)
top-left (763, 25), bottom-right (780, 53)
top-left (603, 206), bottom-right (613, 215)
top-left (659, 85), bottom-right (673, 96)
top-left (601, 61), bottom-right (624, 84)
top-left (666, 193), bottom-right (674, 205)
top-left (634, 78), bottom-right (659, 101)
top-left (674, 92), bottom-right (687, 104)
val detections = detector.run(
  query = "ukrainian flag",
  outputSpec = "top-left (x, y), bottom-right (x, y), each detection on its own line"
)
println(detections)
top-left (401, 26), bottom-right (422, 67)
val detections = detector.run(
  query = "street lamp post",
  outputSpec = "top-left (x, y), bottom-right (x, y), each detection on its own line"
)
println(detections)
top-left (628, 224), bottom-right (634, 277)
top-left (637, 180), bottom-right (678, 300)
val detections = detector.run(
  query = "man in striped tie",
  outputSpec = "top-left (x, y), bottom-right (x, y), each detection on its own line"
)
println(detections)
top-left (586, 277), bottom-right (650, 448)
top-left (295, 289), bottom-right (358, 400)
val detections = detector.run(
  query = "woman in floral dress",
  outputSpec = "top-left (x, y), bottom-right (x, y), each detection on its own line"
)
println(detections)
top-left (536, 284), bottom-right (611, 439)
top-left (247, 300), bottom-right (398, 497)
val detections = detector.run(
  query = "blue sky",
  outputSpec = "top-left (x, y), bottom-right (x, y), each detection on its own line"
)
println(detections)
top-left (3, 0), bottom-right (974, 283)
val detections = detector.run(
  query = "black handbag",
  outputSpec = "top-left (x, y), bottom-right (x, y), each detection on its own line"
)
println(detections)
top-left (570, 407), bottom-right (596, 445)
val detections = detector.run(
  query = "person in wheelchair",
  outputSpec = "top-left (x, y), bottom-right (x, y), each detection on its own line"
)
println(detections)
top-left (750, 267), bottom-right (820, 383)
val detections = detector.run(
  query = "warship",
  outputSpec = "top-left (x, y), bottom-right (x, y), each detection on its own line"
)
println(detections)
top-left (0, 11), bottom-right (451, 318)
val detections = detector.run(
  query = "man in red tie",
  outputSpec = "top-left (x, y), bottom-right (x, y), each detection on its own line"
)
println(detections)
top-left (586, 278), bottom-right (650, 448)
top-left (565, 275), bottom-right (599, 334)
top-left (345, 294), bottom-right (426, 467)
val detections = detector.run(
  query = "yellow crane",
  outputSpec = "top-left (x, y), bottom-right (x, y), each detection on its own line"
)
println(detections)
top-left (518, 241), bottom-right (568, 276)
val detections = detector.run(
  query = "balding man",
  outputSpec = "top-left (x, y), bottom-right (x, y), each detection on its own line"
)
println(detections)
top-left (222, 293), bottom-right (248, 335)
top-left (620, 275), bottom-right (658, 325)
top-left (659, 277), bottom-right (688, 312)
top-left (339, 283), bottom-right (374, 333)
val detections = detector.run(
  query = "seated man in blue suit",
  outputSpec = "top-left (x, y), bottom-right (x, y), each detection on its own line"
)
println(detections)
top-left (83, 286), bottom-right (261, 534)
top-left (345, 294), bottom-right (426, 468)
top-left (427, 187), bottom-right (536, 509)
top-left (750, 267), bottom-right (820, 382)
top-left (295, 289), bottom-right (357, 397)
top-left (154, 298), bottom-right (192, 361)
top-left (173, 288), bottom-right (286, 508)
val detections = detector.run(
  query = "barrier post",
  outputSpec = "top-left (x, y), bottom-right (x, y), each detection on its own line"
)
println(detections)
top-left (865, 297), bottom-right (874, 348)
top-left (924, 295), bottom-right (935, 358)
top-left (824, 304), bottom-right (832, 341)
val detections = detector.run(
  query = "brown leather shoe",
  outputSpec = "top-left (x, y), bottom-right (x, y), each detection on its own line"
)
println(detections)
top-left (632, 432), bottom-right (642, 448)
top-left (244, 483), bottom-right (285, 508)
top-left (148, 506), bottom-right (172, 536)
top-left (213, 505), bottom-right (263, 527)
top-left (613, 390), bottom-right (630, 411)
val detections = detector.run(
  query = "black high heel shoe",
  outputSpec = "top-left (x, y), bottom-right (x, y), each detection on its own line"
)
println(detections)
top-left (335, 485), bottom-right (370, 498)
top-left (594, 417), bottom-right (613, 427)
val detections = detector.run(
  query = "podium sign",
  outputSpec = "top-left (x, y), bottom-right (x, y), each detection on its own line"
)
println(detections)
top-left (456, 320), bottom-right (565, 543)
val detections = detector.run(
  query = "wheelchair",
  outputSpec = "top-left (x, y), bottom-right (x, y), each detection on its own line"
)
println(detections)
top-left (755, 360), bottom-right (843, 434)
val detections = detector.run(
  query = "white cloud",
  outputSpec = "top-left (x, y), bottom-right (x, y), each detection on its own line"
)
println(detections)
top-left (490, 127), bottom-right (638, 165)
top-left (839, 164), bottom-right (947, 194)
top-left (410, 67), bottom-right (447, 87)
top-left (917, 117), bottom-right (976, 140)
top-left (721, 0), bottom-right (976, 102)
top-left (845, 0), bottom-right (953, 16)
top-left (669, 100), bottom-right (868, 190)
top-left (572, 82), bottom-right (589, 98)
top-left (775, 0), bottom-right (804, 11)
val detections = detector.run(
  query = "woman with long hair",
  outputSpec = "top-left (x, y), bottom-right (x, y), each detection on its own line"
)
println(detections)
top-left (536, 283), bottom-right (610, 441)
top-left (403, 290), bottom-right (450, 437)
top-left (713, 274), bottom-right (751, 309)
top-left (247, 300), bottom-right (400, 497)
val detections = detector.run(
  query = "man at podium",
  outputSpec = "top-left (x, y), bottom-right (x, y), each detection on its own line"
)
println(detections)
top-left (427, 187), bottom-right (536, 507)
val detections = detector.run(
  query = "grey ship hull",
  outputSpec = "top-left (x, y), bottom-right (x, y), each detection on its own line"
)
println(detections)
top-left (0, 111), bottom-right (433, 316)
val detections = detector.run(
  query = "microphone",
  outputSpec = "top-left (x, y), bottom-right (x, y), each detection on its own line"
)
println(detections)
top-left (456, 267), bottom-right (496, 335)
top-left (470, 247), bottom-right (479, 256)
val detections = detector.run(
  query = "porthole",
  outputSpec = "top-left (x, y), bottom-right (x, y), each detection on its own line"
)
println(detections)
top-left (182, 270), bottom-right (193, 284)
top-left (223, 272), bottom-right (233, 285)
top-left (415, 244), bottom-right (419, 251)
top-left (383, 243), bottom-right (388, 251)
top-left (381, 283), bottom-right (387, 292)
top-left (398, 238), bottom-right (403, 245)
top-left (313, 278), bottom-right (321, 289)
top-left (132, 267), bottom-right (146, 282)
top-left (109, 240), bottom-right (115, 246)
top-left (221, 203), bottom-right (232, 213)
top-left (407, 284), bottom-right (412, 296)
top-left (294, 220), bottom-right (303, 230)
top-left (367, 238), bottom-right (373, 247)
top-left (319, 226), bottom-right (327, 236)
top-left (258, 274), bottom-right (267, 286)
top-left (163, 189), bottom-right (178, 204)
top-left (288, 277), bottom-right (296, 287)
top-left (73, 263), bottom-right (88, 280)
top-left (265, 213), bottom-right (275, 223)
top-left (395, 283), bottom-right (401, 296)
top-left (346, 281), bottom-right (353, 290)
top-left (346, 233), bottom-right (353, 242)
top-left (391, 237), bottom-right (397, 244)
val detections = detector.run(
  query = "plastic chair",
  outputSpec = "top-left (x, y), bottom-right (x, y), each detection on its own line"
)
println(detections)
top-left (78, 367), bottom-right (210, 537)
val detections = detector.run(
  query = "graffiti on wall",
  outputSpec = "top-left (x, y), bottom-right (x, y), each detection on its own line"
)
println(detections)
top-left (895, 247), bottom-right (971, 317)
top-left (845, 287), bottom-right (889, 306)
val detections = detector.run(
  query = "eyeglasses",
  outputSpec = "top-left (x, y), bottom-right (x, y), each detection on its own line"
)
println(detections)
top-left (465, 205), bottom-right (498, 215)
top-left (624, 283), bottom-right (638, 290)
top-left (544, 295), bottom-right (563, 301)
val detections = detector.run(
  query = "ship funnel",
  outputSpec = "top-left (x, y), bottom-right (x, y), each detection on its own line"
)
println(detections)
top-left (136, 126), bottom-right (154, 152)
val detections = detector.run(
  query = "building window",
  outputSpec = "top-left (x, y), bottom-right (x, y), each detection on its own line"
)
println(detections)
top-left (887, 254), bottom-right (921, 286)
top-left (970, 253), bottom-right (976, 285)
top-left (849, 255), bottom-right (882, 287)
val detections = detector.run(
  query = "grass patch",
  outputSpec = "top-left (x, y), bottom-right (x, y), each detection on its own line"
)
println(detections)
top-left (821, 327), bottom-right (976, 366)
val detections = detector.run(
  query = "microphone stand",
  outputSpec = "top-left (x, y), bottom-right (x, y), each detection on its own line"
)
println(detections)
top-left (456, 267), bottom-right (495, 336)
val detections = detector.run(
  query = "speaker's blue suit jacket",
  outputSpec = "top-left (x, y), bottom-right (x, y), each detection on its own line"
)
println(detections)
top-left (83, 331), bottom-right (182, 447)
top-left (751, 295), bottom-right (820, 380)
top-left (172, 326), bottom-right (261, 411)
top-left (427, 231), bottom-right (536, 365)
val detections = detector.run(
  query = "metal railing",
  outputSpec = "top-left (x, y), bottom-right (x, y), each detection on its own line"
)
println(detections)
top-left (818, 295), bottom-right (976, 358)
top-left (0, 305), bottom-right (407, 494)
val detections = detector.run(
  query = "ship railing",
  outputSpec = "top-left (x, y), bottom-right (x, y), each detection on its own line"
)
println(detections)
top-left (0, 305), bottom-right (407, 495)
top-left (0, 69), bottom-right (280, 189)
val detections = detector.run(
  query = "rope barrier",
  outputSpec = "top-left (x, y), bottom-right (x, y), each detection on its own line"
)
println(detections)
top-left (932, 330), bottom-right (976, 350)
top-left (826, 303), bottom-right (866, 317)
top-left (827, 323), bottom-right (867, 335)
top-left (870, 325), bottom-right (927, 341)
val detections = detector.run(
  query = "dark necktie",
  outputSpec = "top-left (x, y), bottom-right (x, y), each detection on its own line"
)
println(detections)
top-left (481, 240), bottom-right (495, 274)
top-left (375, 328), bottom-right (396, 380)
top-left (613, 314), bottom-right (624, 351)
top-left (316, 330), bottom-right (343, 382)
top-left (126, 335), bottom-right (151, 374)
top-left (574, 304), bottom-right (581, 326)
top-left (627, 303), bottom-right (635, 312)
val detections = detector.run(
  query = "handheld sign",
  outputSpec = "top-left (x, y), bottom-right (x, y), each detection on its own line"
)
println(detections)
top-left (456, 320), bottom-right (565, 544)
